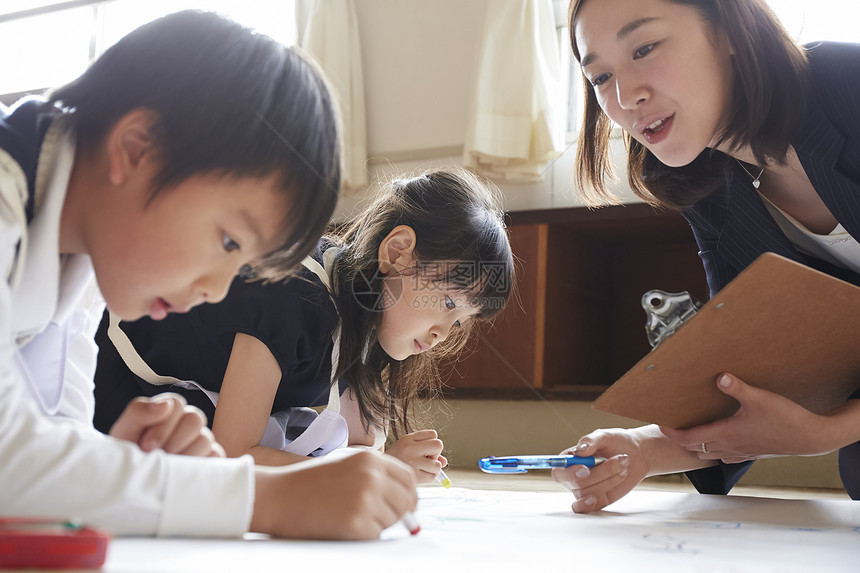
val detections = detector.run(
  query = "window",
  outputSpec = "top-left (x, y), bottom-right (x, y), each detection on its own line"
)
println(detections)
top-left (0, 0), bottom-right (296, 104)
top-left (769, 0), bottom-right (860, 44)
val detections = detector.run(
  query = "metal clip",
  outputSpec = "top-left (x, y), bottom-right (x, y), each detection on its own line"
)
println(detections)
top-left (642, 289), bottom-right (702, 348)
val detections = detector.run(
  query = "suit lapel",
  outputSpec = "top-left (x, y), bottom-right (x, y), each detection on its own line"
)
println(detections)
top-left (794, 100), bottom-right (860, 240)
top-left (717, 167), bottom-right (802, 272)
top-left (718, 98), bottom-right (860, 273)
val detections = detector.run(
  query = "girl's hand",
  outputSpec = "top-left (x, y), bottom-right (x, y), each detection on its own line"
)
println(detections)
top-left (661, 373), bottom-right (835, 464)
top-left (109, 393), bottom-right (225, 457)
top-left (385, 429), bottom-right (447, 483)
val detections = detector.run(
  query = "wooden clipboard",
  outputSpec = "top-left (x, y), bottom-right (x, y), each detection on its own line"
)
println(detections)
top-left (592, 253), bottom-right (860, 429)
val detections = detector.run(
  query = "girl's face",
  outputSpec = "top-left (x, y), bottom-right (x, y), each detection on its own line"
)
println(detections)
top-left (574, 0), bottom-right (735, 167)
top-left (87, 171), bottom-right (289, 322)
top-left (376, 271), bottom-right (478, 361)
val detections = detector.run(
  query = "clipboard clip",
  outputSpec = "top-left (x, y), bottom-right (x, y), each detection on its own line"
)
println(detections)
top-left (642, 289), bottom-right (702, 348)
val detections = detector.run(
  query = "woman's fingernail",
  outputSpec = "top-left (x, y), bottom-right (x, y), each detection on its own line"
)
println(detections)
top-left (576, 443), bottom-right (590, 453)
top-left (619, 454), bottom-right (630, 467)
top-left (583, 495), bottom-right (596, 506)
top-left (719, 374), bottom-right (731, 387)
top-left (575, 466), bottom-right (590, 479)
top-left (619, 468), bottom-right (628, 477)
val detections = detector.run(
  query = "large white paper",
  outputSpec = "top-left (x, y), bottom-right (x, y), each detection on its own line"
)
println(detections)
top-left (102, 488), bottom-right (859, 572)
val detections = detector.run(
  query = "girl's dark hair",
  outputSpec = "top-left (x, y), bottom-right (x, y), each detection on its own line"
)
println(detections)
top-left (48, 9), bottom-right (341, 277)
top-left (329, 167), bottom-right (514, 438)
top-left (568, 0), bottom-right (809, 209)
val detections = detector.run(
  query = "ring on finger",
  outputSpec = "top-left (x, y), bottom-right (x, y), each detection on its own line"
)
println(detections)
top-left (701, 442), bottom-right (709, 454)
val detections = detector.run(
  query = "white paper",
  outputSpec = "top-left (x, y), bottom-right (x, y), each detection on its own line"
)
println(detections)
top-left (102, 488), bottom-right (860, 572)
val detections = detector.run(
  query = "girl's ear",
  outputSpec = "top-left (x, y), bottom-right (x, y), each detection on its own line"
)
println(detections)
top-left (378, 225), bottom-right (417, 274)
top-left (107, 108), bottom-right (159, 186)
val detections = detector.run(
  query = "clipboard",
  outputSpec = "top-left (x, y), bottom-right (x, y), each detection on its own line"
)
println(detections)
top-left (592, 253), bottom-right (860, 429)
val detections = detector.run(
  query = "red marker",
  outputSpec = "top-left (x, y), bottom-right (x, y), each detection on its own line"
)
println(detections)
top-left (0, 518), bottom-right (110, 569)
top-left (402, 511), bottom-right (421, 535)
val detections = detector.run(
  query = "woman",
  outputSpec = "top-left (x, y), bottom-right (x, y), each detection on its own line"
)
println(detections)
top-left (553, 0), bottom-right (860, 512)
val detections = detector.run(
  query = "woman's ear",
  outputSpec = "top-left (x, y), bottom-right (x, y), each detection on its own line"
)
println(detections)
top-left (377, 225), bottom-right (417, 275)
top-left (106, 108), bottom-right (159, 186)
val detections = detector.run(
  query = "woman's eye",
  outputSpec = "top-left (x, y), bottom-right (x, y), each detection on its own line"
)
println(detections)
top-left (453, 320), bottom-right (462, 328)
top-left (445, 295), bottom-right (456, 310)
top-left (590, 73), bottom-right (610, 87)
top-left (222, 233), bottom-right (240, 253)
top-left (633, 42), bottom-right (656, 59)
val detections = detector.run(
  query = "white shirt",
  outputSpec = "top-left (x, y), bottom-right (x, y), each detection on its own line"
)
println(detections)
top-left (0, 118), bottom-right (254, 537)
top-left (759, 192), bottom-right (860, 274)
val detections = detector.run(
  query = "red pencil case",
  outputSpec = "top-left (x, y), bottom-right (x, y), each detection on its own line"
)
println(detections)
top-left (0, 517), bottom-right (110, 570)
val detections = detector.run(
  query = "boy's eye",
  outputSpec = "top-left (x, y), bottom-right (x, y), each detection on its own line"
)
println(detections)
top-left (222, 233), bottom-right (240, 253)
top-left (444, 295), bottom-right (456, 310)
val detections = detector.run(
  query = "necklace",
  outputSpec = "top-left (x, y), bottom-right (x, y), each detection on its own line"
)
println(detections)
top-left (737, 160), bottom-right (765, 189)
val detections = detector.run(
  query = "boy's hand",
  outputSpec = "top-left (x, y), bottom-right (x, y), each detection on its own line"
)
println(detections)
top-left (109, 393), bottom-right (225, 457)
top-left (385, 429), bottom-right (447, 483)
top-left (252, 450), bottom-right (418, 540)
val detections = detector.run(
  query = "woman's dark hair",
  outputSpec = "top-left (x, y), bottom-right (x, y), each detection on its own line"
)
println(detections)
top-left (329, 167), bottom-right (514, 438)
top-left (568, 0), bottom-right (809, 209)
top-left (49, 9), bottom-right (341, 277)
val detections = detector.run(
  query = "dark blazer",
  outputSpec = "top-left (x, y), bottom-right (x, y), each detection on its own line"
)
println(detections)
top-left (679, 41), bottom-right (860, 494)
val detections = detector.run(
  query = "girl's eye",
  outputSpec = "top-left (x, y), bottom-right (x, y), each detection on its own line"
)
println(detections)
top-left (222, 233), bottom-right (240, 253)
top-left (633, 42), bottom-right (656, 59)
top-left (453, 320), bottom-right (462, 328)
top-left (444, 295), bottom-right (456, 310)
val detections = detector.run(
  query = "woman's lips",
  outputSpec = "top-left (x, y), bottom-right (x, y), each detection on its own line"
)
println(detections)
top-left (640, 114), bottom-right (674, 144)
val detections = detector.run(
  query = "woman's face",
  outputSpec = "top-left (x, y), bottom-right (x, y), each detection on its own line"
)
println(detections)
top-left (574, 0), bottom-right (735, 167)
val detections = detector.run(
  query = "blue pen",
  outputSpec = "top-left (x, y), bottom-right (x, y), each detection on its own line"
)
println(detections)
top-left (478, 455), bottom-right (606, 474)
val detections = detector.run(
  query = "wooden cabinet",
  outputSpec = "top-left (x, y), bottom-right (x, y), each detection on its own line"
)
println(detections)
top-left (443, 204), bottom-right (709, 400)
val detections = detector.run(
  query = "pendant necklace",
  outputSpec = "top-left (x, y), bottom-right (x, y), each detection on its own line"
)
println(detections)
top-left (737, 160), bottom-right (765, 189)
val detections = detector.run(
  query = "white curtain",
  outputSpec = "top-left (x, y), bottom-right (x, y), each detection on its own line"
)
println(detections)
top-left (463, 0), bottom-right (564, 183)
top-left (300, 0), bottom-right (368, 189)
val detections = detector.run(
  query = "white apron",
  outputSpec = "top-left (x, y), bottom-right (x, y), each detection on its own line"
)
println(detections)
top-left (106, 248), bottom-right (375, 457)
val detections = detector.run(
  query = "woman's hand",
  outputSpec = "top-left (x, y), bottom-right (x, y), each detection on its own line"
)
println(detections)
top-left (110, 393), bottom-right (225, 457)
top-left (385, 429), bottom-right (447, 483)
top-left (552, 425), bottom-right (711, 513)
top-left (661, 373), bottom-right (842, 464)
top-left (551, 429), bottom-right (639, 513)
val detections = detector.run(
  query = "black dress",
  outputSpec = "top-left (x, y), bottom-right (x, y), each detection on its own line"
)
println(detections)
top-left (92, 246), bottom-right (339, 433)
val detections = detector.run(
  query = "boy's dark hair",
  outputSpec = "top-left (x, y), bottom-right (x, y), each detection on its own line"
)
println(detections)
top-left (49, 10), bottom-right (341, 276)
top-left (330, 167), bottom-right (514, 438)
top-left (568, 0), bottom-right (809, 210)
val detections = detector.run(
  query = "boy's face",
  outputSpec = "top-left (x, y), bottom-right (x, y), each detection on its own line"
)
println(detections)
top-left (87, 172), bottom-right (290, 321)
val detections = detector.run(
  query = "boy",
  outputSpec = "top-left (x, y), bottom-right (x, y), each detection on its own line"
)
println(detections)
top-left (0, 10), bottom-right (416, 539)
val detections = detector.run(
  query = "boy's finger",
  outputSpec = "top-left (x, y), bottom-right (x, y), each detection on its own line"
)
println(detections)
top-left (179, 428), bottom-right (224, 458)
top-left (138, 399), bottom-right (187, 451)
top-left (160, 407), bottom-right (209, 454)
top-left (108, 397), bottom-right (173, 442)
